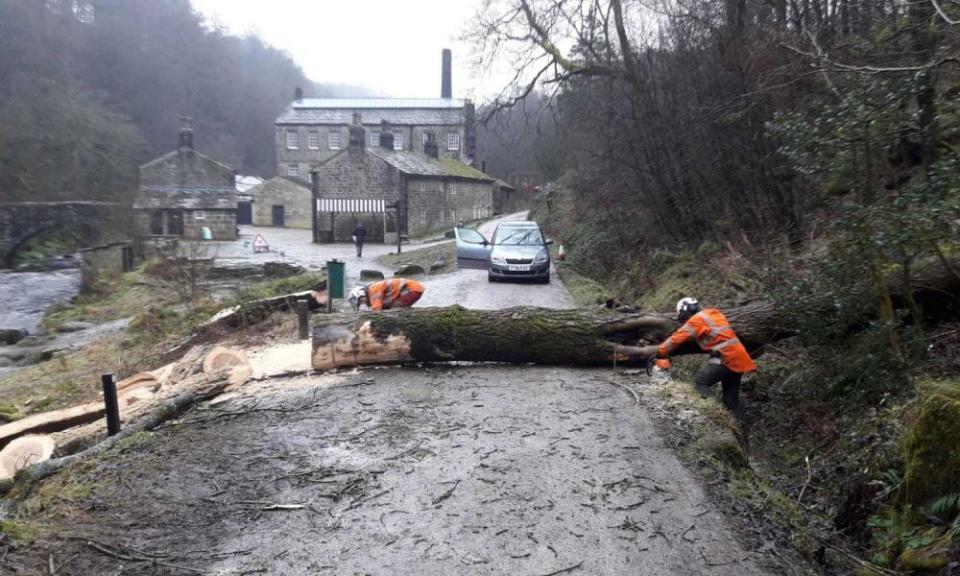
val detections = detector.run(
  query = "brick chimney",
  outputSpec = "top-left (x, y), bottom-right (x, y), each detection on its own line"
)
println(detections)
top-left (424, 132), bottom-right (439, 159)
top-left (178, 116), bottom-right (194, 150)
top-left (294, 86), bottom-right (303, 102)
top-left (379, 120), bottom-right (395, 151)
top-left (348, 112), bottom-right (365, 153)
top-left (441, 49), bottom-right (452, 99)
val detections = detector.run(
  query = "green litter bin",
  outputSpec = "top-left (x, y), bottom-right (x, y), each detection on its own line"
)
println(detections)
top-left (327, 259), bottom-right (345, 299)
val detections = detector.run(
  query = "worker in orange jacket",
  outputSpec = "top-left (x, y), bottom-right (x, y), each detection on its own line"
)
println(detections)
top-left (655, 297), bottom-right (756, 420)
top-left (348, 278), bottom-right (425, 311)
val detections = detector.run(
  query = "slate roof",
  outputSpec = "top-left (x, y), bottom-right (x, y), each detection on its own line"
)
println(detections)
top-left (367, 148), bottom-right (494, 182)
top-left (133, 188), bottom-right (237, 210)
top-left (277, 98), bottom-right (466, 126)
top-left (246, 176), bottom-right (311, 197)
top-left (135, 148), bottom-right (237, 211)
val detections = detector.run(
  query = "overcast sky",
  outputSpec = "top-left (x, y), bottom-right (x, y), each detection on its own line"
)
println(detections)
top-left (191, 0), bottom-right (492, 100)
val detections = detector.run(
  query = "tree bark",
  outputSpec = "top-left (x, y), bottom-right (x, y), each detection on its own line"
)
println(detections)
top-left (311, 302), bottom-right (788, 371)
top-left (311, 257), bottom-right (960, 371)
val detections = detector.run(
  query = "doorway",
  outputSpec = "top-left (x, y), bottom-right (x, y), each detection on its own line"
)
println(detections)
top-left (272, 205), bottom-right (285, 227)
top-left (237, 202), bottom-right (252, 225)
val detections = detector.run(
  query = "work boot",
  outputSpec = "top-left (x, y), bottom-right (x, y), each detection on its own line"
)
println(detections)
top-left (694, 382), bottom-right (712, 398)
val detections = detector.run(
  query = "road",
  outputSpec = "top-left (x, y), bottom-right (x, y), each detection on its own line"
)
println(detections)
top-left (3, 215), bottom-right (780, 575)
top-left (216, 211), bottom-right (576, 310)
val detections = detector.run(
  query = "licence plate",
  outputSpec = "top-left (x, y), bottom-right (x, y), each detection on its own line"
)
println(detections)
top-left (508, 265), bottom-right (530, 272)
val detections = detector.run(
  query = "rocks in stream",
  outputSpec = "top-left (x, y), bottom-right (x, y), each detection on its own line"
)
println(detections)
top-left (57, 321), bottom-right (96, 333)
top-left (360, 269), bottom-right (385, 281)
top-left (429, 260), bottom-right (447, 272)
top-left (0, 329), bottom-right (27, 346)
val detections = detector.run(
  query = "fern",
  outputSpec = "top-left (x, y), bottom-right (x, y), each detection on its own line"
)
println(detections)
top-left (922, 493), bottom-right (960, 523)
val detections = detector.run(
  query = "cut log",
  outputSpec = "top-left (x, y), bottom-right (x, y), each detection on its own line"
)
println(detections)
top-left (4, 372), bottom-right (232, 495)
top-left (0, 435), bottom-right (55, 480)
top-left (203, 346), bottom-right (250, 374)
top-left (117, 372), bottom-right (159, 392)
top-left (0, 403), bottom-right (104, 450)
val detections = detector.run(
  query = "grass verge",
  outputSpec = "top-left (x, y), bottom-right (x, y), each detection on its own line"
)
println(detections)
top-left (377, 241), bottom-right (456, 275)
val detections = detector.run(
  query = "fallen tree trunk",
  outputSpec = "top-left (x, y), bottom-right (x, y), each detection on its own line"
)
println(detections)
top-left (311, 302), bottom-right (788, 371)
top-left (311, 255), bottom-right (960, 371)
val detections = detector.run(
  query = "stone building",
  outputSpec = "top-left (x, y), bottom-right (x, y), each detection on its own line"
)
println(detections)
top-left (313, 122), bottom-right (494, 242)
top-left (275, 49), bottom-right (476, 179)
top-left (248, 176), bottom-right (312, 229)
top-left (133, 121), bottom-right (237, 240)
top-left (235, 174), bottom-right (264, 225)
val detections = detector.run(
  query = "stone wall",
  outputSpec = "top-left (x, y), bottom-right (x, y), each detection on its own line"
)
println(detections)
top-left (312, 150), bottom-right (401, 243)
top-left (277, 124), bottom-right (466, 177)
top-left (135, 209), bottom-right (237, 241)
top-left (251, 177), bottom-right (312, 229)
top-left (79, 242), bottom-right (137, 290)
top-left (0, 201), bottom-right (126, 267)
top-left (406, 177), bottom-right (493, 237)
top-left (183, 210), bottom-right (237, 240)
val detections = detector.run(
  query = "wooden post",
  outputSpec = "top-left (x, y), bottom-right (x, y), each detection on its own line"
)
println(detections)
top-left (297, 299), bottom-right (309, 340)
top-left (101, 374), bottom-right (121, 436)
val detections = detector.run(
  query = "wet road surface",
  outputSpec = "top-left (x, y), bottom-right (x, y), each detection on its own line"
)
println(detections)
top-left (28, 367), bottom-right (772, 575)
top-left (219, 212), bottom-right (575, 310)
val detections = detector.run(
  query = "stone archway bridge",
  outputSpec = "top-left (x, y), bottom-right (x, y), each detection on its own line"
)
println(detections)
top-left (0, 201), bottom-right (125, 268)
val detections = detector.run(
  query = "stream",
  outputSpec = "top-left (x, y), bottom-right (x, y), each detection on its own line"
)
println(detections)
top-left (0, 269), bottom-right (81, 334)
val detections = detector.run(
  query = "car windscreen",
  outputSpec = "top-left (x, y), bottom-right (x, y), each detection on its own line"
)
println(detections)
top-left (494, 227), bottom-right (543, 246)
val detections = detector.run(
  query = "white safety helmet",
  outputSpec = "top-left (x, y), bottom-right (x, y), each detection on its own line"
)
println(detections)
top-left (348, 285), bottom-right (366, 311)
top-left (675, 297), bottom-right (701, 322)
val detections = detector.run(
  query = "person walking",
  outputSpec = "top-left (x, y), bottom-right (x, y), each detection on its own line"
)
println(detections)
top-left (348, 278), bottom-right (425, 311)
top-left (655, 297), bottom-right (756, 422)
top-left (352, 222), bottom-right (366, 258)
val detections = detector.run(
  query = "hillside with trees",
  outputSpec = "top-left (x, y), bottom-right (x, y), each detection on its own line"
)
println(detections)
top-left (470, 0), bottom-right (960, 571)
top-left (0, 0), bottom-right (362, 204)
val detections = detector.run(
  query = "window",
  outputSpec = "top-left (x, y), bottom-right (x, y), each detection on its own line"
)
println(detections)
top-left (393, 133), bottom-right (404, 151)
top-left (420, 209), bottom-right (427, 226)
top-left (418, 181), bottom-right (425, 192)
top-left (422, 132), bottom-right (434, 146)
top-left (286, 130), bottom-right (299, 150)
top-left (194, 211), bottom-right (206, 221)
top-left (150, 211), bottom-right (164, 235)
top-left (446, 132), bottom-right (460, 151)
top-left (450, 181), bottom-right (457, 196)
top-left (328, 131), bottom-right (341, 150)
top-left (287, 164), bottom-right (300, 177)
top-left (308, 131), bottom-right (320, 150)
top-left (370, 132), bottom-right (380, 147)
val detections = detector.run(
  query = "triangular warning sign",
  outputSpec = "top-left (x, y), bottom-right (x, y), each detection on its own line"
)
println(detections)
top-left (252, 234), bottom-right (269, 253)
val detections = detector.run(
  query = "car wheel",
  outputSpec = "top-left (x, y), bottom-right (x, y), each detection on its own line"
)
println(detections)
top-left (541, 272), bottom-right (551, 284)
top-left (488, 273), bottom-right (497, 283)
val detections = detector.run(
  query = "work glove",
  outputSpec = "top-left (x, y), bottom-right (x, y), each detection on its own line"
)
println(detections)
top-left (655, 359), bottom-right (672, 371)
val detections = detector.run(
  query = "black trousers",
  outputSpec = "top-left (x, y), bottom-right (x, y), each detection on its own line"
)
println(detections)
top-left (694, 363), bottom-right (743, 420)
top-left (355, 241), bottom-right (363, 257)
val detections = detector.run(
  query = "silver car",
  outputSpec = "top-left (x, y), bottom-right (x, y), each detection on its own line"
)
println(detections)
top-left (454, 221), bottom-right (553, 283)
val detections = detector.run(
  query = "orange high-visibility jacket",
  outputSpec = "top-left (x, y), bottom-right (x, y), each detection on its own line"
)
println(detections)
top-left (657, 308), bottom-right (756, 373)
top-left (366, 278), bottom-right (425, 311)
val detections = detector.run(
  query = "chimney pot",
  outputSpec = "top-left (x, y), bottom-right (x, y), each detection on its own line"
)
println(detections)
top-left (441, 49), bottom-right (452, 99)
top-left (380, 120), bottom-right (394, 150)
top-left (178, 116), bottom-right (194, 150)
top-left (348, 113), bottom-right (365, 152)
top-left (295, 87), bottom-right (303, 101)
